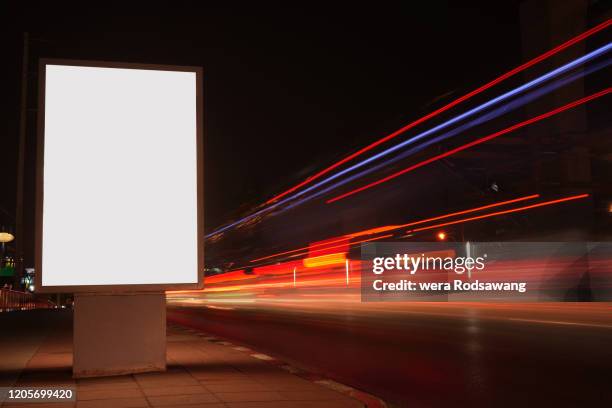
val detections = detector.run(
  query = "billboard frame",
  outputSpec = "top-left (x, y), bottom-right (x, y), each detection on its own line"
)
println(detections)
top-left (35, 58), bottom-right (204, 293)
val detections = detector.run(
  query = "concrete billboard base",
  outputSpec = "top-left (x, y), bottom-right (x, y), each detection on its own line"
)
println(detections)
top-left (73, 292), bottom-right (166, 378)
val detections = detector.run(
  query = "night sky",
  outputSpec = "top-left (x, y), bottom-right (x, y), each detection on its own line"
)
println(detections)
top-left (0, 3), bottom-right (523, 232)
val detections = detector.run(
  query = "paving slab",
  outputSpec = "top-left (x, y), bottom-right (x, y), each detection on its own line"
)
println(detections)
top-left (1, 310), bottom-right (366, 407)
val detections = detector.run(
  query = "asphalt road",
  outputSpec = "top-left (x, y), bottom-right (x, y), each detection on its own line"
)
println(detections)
top-left (167, 295), bottom-right (612, 407)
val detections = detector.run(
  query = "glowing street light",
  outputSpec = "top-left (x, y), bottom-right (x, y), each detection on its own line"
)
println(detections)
top-left (0, 228), bottom-right (15, 276)
top-left (0, 227), bottom-right (15, 257)
top-left (0, 229), bottom-right (15, 243)
top-left (436, 231), bottom-right (447, 241)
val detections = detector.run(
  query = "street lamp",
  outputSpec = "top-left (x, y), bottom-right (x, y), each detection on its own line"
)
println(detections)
top-left (0, 227), bottom-right (15, 271)
top-left (0, 231), bottom-right (15, 243)
top-left (0, 227), bottom-right (15, 255)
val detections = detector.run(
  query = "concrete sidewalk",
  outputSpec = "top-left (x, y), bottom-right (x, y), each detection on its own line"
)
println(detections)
top-left (0, 310), bottom-right (365, 408)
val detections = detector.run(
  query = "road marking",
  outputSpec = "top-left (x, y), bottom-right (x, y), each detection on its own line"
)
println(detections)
top-left (251, 353), bottom-right (275, 361)
top-left (205, 305), bottom-right (235, 310)
top-left (507, 318), bottom-right (612, 329)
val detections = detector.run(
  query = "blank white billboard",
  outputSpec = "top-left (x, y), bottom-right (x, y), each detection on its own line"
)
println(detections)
top-left (38, 62), bottom-right (202, 290)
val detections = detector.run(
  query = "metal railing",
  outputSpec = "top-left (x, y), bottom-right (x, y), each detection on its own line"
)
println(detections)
top-left (0, 288), bottom-right (55, 312)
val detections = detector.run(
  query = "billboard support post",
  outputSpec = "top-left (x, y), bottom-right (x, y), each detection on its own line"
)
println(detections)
top-left (73, 292), bottom-right (166, 378)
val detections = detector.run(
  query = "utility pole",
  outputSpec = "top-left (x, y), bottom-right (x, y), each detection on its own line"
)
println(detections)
top-left (15, 32), bottom-right (29, 289)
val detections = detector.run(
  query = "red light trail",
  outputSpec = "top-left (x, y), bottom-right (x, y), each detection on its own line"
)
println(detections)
top-left (171, 194), bottom-right (590, 294)
top-left (265, 19), bottom-right (611, 205)
top-left (398, 194), bottom-right (540, 228)
top-left (250, 236), bottom-right (350, 263)
top-left (409, 194), bottom-right (590, 233)
top-left (287, 234), bottom-right (394, 259)
top-left (251, 194), bottom-right (539, 264)
top-left (326, 88), bottom-right (611, 203)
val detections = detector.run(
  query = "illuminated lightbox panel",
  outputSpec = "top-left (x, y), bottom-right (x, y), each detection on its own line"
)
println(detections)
top-left (36, 60), bottom-right (203, 292)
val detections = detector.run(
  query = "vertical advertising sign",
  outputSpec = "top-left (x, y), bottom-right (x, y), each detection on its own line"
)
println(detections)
top-left (35, 60), bottom-right (204, 292)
